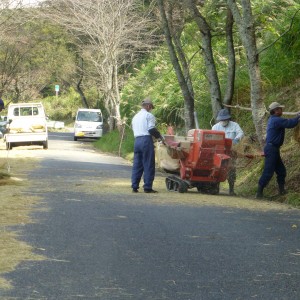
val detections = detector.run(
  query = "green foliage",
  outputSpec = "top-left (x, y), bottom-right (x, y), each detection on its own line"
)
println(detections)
top-left (40, 88), bottom-right (82, 124)
top-left (286, 193), bottom-right (300, 207)
top-left (0, 14), bottom-right (76, 101)
top-left (94, 128), bottom-right (134, 160)
top-left (259, 6), bottom-right (300, 87)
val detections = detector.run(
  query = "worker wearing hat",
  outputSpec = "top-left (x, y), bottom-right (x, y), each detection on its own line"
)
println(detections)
top-left (256, 102), bottom-right (300, 198)
top-left (212, 108), bottom-right (244, 195)
top-left (131, 97), bottom-right (164, 193)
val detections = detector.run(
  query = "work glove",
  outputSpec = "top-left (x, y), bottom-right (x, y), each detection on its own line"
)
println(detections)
top-left (158, 136), bottom-right (166, 145)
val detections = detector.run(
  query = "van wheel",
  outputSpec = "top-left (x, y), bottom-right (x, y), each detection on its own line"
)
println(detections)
top-left (74, 136), bottom-right (77, 141)
top-left (43, 140), bottom-right (48, 149)
top-left (6, 142), bottom-right (13, 150)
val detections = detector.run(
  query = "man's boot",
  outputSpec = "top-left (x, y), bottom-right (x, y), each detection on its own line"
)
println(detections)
top-left (255, 185), bottom-right (264, 199)
top-left (229, 183), bottom-right (236, 196)
top-left (279, 184), bottom-right (287, 195)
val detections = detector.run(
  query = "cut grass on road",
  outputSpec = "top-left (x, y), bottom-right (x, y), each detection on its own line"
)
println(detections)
top-left (0, 146), bottom-right (45, 290)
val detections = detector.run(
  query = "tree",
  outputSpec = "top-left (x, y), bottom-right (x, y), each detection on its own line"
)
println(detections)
top-left (184, 0), bottom-right (223, 119)
top-left (42, 0), bottom-right (158, 131)
top-left (227, 0), bottom-right (266, 146)
top-left (157, 0), bottom-right (195, 131)
top-left (0, 12), bottom-right (76, 101)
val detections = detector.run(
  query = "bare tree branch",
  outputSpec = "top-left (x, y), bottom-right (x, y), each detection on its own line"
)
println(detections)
top-left (224, 103), bottom-right (299, 115)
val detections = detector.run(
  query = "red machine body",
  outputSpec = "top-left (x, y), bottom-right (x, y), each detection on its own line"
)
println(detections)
top-left (164, 129), bottom-right (232, 194)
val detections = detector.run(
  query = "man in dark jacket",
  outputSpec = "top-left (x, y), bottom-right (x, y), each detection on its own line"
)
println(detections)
top-left (0, 99), bottom-right (4, 112)
top-left (256, 102), bottom-right (300, 198)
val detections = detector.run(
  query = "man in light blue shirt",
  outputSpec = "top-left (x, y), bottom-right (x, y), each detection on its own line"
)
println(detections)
top-left (131, 98), bottom-right (164, 193)
top-left (212, 109), bottom-right (244, 144)
top-left (212, 108), bottom-right (244, 195)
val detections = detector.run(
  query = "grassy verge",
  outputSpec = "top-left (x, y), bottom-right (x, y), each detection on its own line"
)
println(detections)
top-left (94, 127), bottom-right (135, 161)
top-left (0, 149), bottom-right (45, 290)
top-left (95, 127), bottom-right (300, 207)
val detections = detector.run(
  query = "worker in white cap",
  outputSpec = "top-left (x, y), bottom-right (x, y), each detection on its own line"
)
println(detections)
top-left (256, 102), bottom-right (300, 198)
top-left (131, 98), bottom-right (164, 193)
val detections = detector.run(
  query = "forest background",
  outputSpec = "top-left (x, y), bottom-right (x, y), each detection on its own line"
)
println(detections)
top-left (0, 0), bottom-right (300, 204)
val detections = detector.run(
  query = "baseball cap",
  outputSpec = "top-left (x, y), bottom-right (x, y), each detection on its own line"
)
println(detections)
top-left (142, 98), bottom-right (154, 109)
top-left (269, 102), bottom-right (284, 111)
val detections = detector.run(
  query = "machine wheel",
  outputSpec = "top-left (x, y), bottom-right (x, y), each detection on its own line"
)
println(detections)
top-left (197, 183), bottom-right (220, 195)
top-left (74, 136), bottom-right (78, 141)
top-left (209, 183), bottom-right (220, 195)
top-left (178, 181), bottom-right (188, 193)
top-left (43, 140), bottom-right (48, 149)
top-left (166, 177), bottom-right (174, 191)
top-left (166, 176), bottom-right (188, 193)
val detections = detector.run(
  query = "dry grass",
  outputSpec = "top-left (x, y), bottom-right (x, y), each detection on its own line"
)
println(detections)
top-left (72, 171), bottom-right (295, 212)
top-left (0, 147), bottom-right (45, 290)
top-left (0, 231), bottom-right (44, 289)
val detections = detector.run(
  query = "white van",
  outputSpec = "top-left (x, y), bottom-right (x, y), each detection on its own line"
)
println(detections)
top-left (74, 108), bottom-right (103, 141)
top-left (5, 102), bottom-right (48, 150)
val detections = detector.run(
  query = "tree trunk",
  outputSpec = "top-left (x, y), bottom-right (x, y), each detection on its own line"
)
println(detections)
top-left (184, 0), bottom-right (222, 120)
top-left (227, 0), bottom-right (266, 147)
top-left (166, 2), bottom-right (195, 99)
top-left (76, 78), bottom-right (89, 108)
top-left (113, 62), bottom-right (123, 131)
top-left (157, 0), bottom-right (195, 132)
top-left (76, 57), bottom-right (89, 108)
top-left (223, 8), bottom-right (235, 106)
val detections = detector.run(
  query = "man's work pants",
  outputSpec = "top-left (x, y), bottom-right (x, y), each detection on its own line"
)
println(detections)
top-left (258, 144), bottom-right (286, 188)
top-left (131, 135), bottom-right (155, 190)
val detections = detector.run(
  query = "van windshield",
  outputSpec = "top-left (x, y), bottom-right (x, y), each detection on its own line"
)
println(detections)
top-left (77, 111), bottom-right (102, 122)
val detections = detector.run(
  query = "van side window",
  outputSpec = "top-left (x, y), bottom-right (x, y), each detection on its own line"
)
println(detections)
top-left (20, 108), bottom-right (33, 116)
top-left (95, 113), bottom-right (102, 122)
top-left (33, 108), bottom-right (39, 115)
top-left (13, 108), bottom-right (19, 116)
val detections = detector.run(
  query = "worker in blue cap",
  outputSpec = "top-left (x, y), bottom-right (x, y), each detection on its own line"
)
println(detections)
top-left (212, 108), bottom-right (244, 195)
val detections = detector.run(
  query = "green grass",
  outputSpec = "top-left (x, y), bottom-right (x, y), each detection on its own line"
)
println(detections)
top-left (94, 127), bottom-right (135, 161)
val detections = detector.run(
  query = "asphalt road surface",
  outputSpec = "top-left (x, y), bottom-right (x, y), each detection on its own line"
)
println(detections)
top-left (1, 132), bottom-right (300, 300)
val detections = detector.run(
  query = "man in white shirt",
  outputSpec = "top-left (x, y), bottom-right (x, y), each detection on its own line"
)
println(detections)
top-left (131, 98), bottom-right (164, 193)
top-left (212, 108), bottom-right (244, 195)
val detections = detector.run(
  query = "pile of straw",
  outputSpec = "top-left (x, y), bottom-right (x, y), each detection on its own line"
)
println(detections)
top-left (294, 124), bottom-right (300, 144)
top-left (232, 136), bottom-right (263, 158)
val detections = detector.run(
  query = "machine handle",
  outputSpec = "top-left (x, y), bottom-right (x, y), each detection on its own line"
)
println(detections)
top-left (193, 111), bottom-right (199, 129)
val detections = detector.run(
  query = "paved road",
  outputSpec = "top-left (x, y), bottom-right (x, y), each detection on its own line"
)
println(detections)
top-left (1, 132), bottom-right (300, 299)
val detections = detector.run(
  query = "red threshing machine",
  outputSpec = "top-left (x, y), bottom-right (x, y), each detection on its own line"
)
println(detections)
top-left (161, 129), bottom-right (233, 194)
